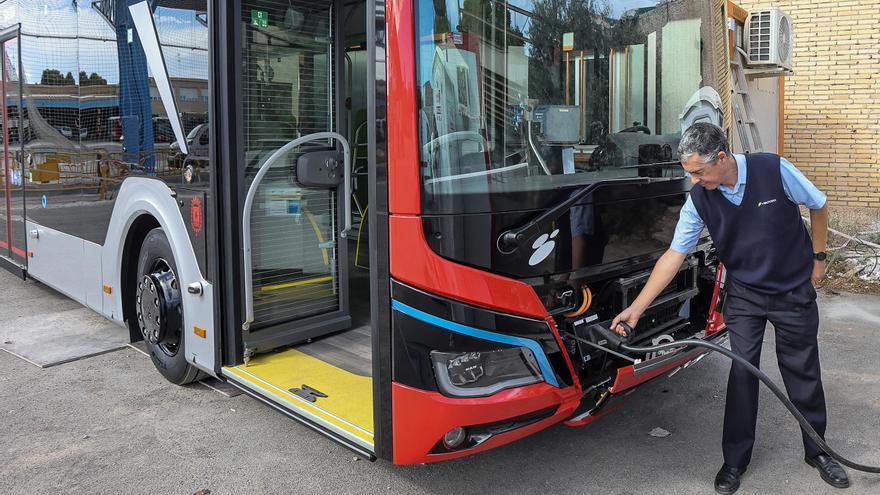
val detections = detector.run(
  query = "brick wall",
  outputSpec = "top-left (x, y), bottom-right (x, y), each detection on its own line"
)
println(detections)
top-left (735, 0), bottom-right (880, 207)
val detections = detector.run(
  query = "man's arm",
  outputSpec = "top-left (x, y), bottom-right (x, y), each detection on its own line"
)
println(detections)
top-left (611, 248), bottom-right (687, 335)
top-left (810, 204), bottom-right (829, 286)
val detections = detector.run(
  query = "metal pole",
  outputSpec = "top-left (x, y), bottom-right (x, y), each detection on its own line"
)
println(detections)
top-left (565, 51), bottom-right (570, 105)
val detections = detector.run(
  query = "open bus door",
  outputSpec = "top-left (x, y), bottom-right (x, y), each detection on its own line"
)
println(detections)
top-left (216, 0), bottom-right (378, 458)
top-left (0, 29), bottom-right (27, 277)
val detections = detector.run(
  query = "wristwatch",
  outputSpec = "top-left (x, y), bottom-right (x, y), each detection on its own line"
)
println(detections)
top-left (813, 251), bottom-right (827, 261)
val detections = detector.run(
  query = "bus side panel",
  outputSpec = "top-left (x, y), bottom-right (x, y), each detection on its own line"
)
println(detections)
top-left (26, 221), bottom-right (88, 307)
top-left (102, 177), bottom-right (216, 376)
top-left (83, 240), bottom-right (103, 313)
top-left (25, 222), bottom-right (106, 314)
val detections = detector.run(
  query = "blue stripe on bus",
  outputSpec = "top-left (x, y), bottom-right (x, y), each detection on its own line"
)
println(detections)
top-left (390, 299), bottom-right (560, 387)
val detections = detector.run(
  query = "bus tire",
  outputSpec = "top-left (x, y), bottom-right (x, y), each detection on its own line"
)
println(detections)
top-left (135, 228), bottom-right (202, 385)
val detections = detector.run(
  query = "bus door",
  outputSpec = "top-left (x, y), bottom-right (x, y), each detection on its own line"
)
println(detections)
top-left (238, 0), bottom-right (352, 353)
top-left (0, 31), bottom-right (27, 276)
top-left (220, 0), bottom-right (377, 457)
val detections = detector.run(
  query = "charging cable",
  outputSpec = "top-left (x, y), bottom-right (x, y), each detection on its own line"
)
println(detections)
top-left (565, 322), bottom-right (880, 473)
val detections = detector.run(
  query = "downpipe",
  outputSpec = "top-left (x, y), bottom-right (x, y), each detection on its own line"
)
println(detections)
top-left (562, 322), bottom-right (880, 474)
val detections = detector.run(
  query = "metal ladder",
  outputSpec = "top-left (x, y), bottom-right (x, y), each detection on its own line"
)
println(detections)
top-left (730, 48), bottom-right (763, 153)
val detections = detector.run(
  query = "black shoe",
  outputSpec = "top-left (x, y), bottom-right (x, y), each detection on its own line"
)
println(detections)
top-left (715, 464), bottom-right (746, 495)
top-left (806, 453), bottom-right (850, 488)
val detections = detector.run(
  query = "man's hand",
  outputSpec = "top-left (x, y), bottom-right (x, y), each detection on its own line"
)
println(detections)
top-left (611, 306), bottom-right (642, 337)
top-left (812, 260), bottom-right (826, 287)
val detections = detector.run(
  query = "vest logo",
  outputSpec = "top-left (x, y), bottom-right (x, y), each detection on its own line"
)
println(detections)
top-left (757, 198), bottom-right (777, 207)
top-left (529, 229), bottom-right (560, 266)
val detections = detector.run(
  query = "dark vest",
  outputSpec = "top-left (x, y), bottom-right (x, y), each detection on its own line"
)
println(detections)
top-left (690, 153), bottom-right (813, 294)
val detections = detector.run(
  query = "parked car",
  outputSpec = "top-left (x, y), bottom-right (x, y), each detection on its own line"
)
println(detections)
top-left (171, 123), bottom-right (209, 157)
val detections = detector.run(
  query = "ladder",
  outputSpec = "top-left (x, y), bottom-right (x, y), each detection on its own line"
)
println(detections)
top-left (730, 48), bottom-right (763, 153)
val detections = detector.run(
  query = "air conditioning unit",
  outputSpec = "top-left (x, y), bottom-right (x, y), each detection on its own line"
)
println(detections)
top-left (745, 8), bottom-right (793, 70)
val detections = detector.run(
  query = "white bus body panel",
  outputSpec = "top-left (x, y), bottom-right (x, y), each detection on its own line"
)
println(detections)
top-left (26, 223), bottom-right (98, 312)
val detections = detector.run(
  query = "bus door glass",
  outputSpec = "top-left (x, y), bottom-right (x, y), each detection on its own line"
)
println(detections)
top-left (241, 0), bottom-right (351, 346)
top-left (0, 34), bottom-right (26, 269)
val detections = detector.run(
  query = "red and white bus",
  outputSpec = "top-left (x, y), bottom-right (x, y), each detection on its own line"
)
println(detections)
top-left (0, 0), bottom-right (736, 463)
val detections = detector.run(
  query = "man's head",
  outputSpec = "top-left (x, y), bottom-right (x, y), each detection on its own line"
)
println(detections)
top-left (678, 122), bottom-right (735, 190)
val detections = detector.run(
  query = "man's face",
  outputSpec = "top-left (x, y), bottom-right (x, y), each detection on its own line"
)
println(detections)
top-left (681, 151), bottom-right (727, 190)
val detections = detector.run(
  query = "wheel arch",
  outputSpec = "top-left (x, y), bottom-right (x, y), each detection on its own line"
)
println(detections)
top-left (103, 177), bottom-right (217, 375)
top-left (120, 213), bottom-right (161, 343)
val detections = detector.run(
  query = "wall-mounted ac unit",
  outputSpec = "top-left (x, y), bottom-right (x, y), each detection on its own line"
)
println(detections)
top-left (745, 8), bottom-right (793, 71)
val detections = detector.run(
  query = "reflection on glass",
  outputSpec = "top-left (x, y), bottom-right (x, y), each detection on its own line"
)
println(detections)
top-left (1, 36), bottom-right (27, 264)
top-left (417, 0), bottom-right (722, 213)
top-left (0, 1), bottom-right (210, 244)
top-left (568, 192), bottom-right (684, 268)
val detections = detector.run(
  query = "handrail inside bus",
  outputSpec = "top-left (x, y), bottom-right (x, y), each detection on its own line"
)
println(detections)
top-left (241, 132), bottom-right (351, 332)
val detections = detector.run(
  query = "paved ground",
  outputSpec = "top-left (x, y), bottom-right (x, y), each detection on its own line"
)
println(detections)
top-left (1, 268), bottom-right (878, 494)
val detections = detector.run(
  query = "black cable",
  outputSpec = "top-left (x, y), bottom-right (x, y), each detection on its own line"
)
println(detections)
top-left (564, 326), bottom-right (880, 473)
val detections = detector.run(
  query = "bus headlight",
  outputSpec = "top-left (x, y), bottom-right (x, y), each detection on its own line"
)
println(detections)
top-left (431, 347), bottom-right (544, 397)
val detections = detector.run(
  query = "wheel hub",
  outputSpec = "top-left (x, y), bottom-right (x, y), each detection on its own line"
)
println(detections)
top-left (136, 268), bottom-right (181, 346)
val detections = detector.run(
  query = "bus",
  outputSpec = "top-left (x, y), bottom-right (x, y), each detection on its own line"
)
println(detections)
top-left (0, 0), bottom-right (737, 463)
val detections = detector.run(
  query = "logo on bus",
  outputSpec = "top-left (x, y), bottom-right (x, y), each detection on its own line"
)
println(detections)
top-left (529, 229), bottom-right (559, 266)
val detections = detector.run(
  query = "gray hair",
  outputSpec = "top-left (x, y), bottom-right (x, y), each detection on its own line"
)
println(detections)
top-left (678, 122), bottom-right (730, 163)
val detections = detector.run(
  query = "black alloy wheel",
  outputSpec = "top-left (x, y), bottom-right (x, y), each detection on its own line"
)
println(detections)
top-left (135, 228), bottom-right (202, 385)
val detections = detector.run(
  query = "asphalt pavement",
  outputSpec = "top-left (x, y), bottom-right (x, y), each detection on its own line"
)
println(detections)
top-left (1, 268), bottom-right (878, 494)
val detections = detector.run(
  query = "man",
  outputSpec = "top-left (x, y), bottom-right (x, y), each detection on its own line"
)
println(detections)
top-left (611, 123), bottom-right (849, 494)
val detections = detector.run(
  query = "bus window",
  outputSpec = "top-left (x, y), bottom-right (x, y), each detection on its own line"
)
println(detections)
top-left (415, 0), bottom-right (717, 215)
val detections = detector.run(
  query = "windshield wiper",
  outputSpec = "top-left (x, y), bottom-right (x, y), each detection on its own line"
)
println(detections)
top-left (497, 177), bottom-right (654, 253)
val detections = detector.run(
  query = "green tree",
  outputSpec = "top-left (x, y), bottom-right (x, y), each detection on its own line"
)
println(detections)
top-left (89, 73), bottom-right (107, 85)
top-left (432, 0), bottom-right (451, 33)
top-left (459, 0), bottom-right (524, 47)
top-left (79, 71), bottom-right (108, 86)
top-left (40, 69), bottom-right (66, 85)
top-left (528, 0), bottom-right (612, 106)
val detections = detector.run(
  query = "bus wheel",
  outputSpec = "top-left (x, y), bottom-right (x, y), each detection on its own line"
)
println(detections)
top-left (135, 228), bottom-right (201, 385)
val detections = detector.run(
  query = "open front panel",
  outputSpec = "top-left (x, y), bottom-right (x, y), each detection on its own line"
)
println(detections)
top-left (242, 0), bottom-right (343, 332)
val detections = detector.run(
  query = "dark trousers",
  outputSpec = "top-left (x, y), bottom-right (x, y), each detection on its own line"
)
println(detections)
top-left (721, 278), bottom-right (827, 469)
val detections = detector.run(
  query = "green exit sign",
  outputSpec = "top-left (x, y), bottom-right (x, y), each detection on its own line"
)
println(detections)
top-left (251, 9), bottom-right (268, 28)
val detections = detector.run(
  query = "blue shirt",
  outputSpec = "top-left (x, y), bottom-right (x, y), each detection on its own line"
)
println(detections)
top-left (670, 154), bottom-right (826, 254)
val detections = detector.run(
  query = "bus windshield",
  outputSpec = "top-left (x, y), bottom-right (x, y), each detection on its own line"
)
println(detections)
top-left (415, 0), bottom-right (726, 214)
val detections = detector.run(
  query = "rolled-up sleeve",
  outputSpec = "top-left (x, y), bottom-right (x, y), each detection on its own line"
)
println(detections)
top-left (670, 196), bottom-right (705, 254)
top-left (780, 157), bottom-right (827, 209)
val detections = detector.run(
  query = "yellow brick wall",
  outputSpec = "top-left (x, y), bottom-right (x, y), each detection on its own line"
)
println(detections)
top-left (735, 0), bottom-right (880, 207)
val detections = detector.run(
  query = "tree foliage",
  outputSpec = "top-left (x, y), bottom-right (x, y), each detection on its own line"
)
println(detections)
top-left (40, 69), bottom-right (71, 85)
top-left (79, 71), bottom-right (108, 86)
